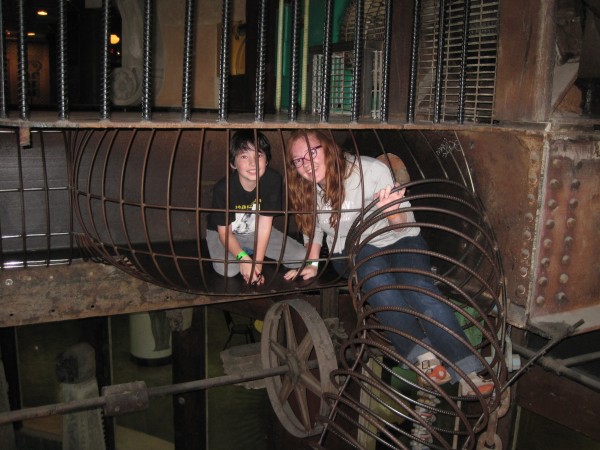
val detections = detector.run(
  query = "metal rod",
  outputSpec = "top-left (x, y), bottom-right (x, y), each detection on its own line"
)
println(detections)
top-left (16, 0), bottom-right (29, 120)
top-left (255, 0), bottom-right (268, 121)
top-left (58, 0), bottom-right (69, 120)
top-left (0, 0), bottom-right (6, 118)
top-left (512, 342), bottom-right (600, 392)
top-left (457, 0), bottom-right (471, 124)
top-left (218, 0), bottom-right (232, 122)
top-left (407, 0), bottom-right (421, 123)
top-left (433, 0), bottom-right (447, 123)
top-left (380, 0), bottom-right (393, 123)
top-left (0, 362), bottom-right (313, 425)
top-left (350, 0), bottom-right (364, 122)
top-left (181, 0), bottom-right (195, 121)
top-left (319, 0), bottom-right (334, 123)
top-left (142, 0), bottom-right (153, 121)
top-left (288, 0), bottom-right (301, 121)
top-left (100, 0), bottom-right (112, 120)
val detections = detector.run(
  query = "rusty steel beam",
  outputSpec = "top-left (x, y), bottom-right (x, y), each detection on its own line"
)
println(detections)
top-left (0, 261), bottom-right (219, 327)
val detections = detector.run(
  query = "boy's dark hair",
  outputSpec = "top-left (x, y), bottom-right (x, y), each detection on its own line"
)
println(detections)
top-left (229, 130), bottom-right (272, 165)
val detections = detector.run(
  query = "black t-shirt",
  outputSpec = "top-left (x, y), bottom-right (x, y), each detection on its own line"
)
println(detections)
top-left (208, 167), bottom-right (282, 234)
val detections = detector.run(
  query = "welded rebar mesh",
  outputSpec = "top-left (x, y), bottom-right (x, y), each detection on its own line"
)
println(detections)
top-left (0, 130), bottom-right (74, 268)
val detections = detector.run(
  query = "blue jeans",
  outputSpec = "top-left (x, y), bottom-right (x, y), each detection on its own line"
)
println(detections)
top-left (334, 234), bottom-right (482, 382)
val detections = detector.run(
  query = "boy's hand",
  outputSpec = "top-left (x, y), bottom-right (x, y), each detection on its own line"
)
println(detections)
top-left (240, 258), bottom-right (264, 286)
top-left (284, 265), bottom-right (318, 281)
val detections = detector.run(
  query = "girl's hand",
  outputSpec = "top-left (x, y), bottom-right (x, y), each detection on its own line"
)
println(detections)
top-left (374, 184), bottom-right (406, 213)
top-left (284, 265), bottom-right (318, 281)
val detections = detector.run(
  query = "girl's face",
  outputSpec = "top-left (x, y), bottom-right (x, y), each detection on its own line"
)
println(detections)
top-left (231, 145), bottom-right (267, 189)
top-left (289, 135), bottom-right (326, 186)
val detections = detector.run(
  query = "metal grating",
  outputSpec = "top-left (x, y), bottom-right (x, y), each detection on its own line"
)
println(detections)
top-left (342, 0), bottom-right (388, 42)
top-left (311, 49), bottom-right (383, 118)
top-left (415, 0), bottom-right (499, 123)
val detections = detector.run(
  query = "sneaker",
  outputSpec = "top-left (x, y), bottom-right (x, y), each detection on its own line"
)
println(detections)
top-left (416, 352), bottom-right (451, 386)
top-left (459, 372), bottom-right (494, 396)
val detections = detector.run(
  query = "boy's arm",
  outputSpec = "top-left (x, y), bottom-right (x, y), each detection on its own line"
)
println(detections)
top-left (253, 215), bottom-right (274, 274)
top-left (217, 225), bottom-right (260, 284)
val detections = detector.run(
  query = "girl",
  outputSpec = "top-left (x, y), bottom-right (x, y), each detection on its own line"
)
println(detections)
top-left (283, 129), bottom-right (491, 395)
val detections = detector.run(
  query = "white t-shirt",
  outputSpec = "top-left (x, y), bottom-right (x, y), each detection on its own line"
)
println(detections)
top-left (305, 155), bottom-right (420, 254)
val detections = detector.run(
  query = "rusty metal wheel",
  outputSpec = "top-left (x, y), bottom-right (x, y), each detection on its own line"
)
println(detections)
top-left (261, 299), bottom-right (338, 438)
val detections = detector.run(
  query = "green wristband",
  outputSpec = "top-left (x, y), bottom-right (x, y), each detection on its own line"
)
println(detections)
top-left (236, 250), bottom-right (248, 261)
top-left (307, 260), bottom-right (318, 267)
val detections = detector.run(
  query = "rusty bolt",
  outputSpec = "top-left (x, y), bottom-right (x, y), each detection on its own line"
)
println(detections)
top-left (566, 218), bottom-right (576, 229)
top-left (559, 273), bottom-right (569, 284)
top-left (555, 292), bottom-right (568, 303)
top-left (525, 213), bottom-right (534, 223)
top-left (564, 236), bottom-right (573, 249)
top-left (516, 285), bottom-right (526, 296)
top-left (550, 179), bottom-right (560, 189)
top-left (523, 230), bottom-right (532, 240)
top-left (571, 179), bottom-right (580, 189)
top-left (541, 258), bottom-right (550, 267)
top-left (521, 248), bottom-right (530, 258)
top-left (547, 199), bottom-right (558, 209)
top-left (569, 198), bottom-right (579, 209)
top-left (519, 267), bottom-right (528, 276)
top-left (552, 159), bottom-right (562, 169)
top-left (546, 220), bottom-right (555, 229)
top-left (561, 255), bottom-right (570, 265)
top-left (4, 279), bottom-right (13, 286)
top-left (535, 296), bottom-right (545, 305)
top-left (543, 239), bottom-right (553, 249)
top-left (538, 277), bottom-right (548, 287)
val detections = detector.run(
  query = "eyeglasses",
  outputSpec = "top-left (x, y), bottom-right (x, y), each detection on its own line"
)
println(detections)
top-left (290, 145), bottom-right (322, 168)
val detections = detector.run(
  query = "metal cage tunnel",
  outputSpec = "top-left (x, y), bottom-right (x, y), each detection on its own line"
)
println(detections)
top-left (0, 125), bottom-right (508, 449)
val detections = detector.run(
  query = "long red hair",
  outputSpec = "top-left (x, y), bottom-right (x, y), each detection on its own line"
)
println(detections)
top-left (285, 130), bottom-right (353, 237)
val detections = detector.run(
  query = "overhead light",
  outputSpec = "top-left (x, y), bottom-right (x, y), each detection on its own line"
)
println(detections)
top-left (37, 10), bottom-right (48, 16)
top-left (27, 32), bottom-right (36, 37)
top-left (110, 34), bottom-right (120, 45)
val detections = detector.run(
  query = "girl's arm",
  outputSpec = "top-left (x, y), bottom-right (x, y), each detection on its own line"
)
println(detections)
top-left (284, 241), bottom-right (321, 281)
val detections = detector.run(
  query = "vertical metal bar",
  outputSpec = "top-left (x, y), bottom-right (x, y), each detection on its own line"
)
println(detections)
top-left (407, 0), bottom-right (421, 123)
top-left (181, 0), bottom-right (195, 121)
top-left (288, 0), bottom-right (301, 121)
top-left (0, 0), bottom-right (8, 118)
top-left (142, 0), bottom-right (153, 121)
top-left (58, 0), bottom-right (69, 120)
top-left (433, 0), bottom-right (447, 123)
top-left (218, 0), bottom-right (232, 122)
top-left (350, 0), bottom-right (364, 122)
top-left (380, 0), bottom-right (393, 123)
top-left (255, 0), bottom-right (268, 121)
top-left (319, 0), bottom-right (334, 123)
top-left (457, 0), bottom-right (471, 124)
top-left (16, 0), bottom-right (29, 120)
top-left (100, 0), bottom-right (112, 120)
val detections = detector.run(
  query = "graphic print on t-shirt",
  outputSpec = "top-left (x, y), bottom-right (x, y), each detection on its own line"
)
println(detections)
top-left (232, 201), bottom-right (257, 235)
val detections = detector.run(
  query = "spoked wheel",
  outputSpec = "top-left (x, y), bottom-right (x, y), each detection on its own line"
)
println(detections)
top-left (261, 298), bottom-right (338, 438)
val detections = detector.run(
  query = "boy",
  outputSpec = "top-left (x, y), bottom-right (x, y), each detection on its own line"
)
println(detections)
top-left (206, 131), bottom-right (306, 285)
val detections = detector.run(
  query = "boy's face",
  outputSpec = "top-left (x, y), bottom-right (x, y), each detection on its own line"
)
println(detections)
top-left (231, 145), bottom-right (267, 188)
